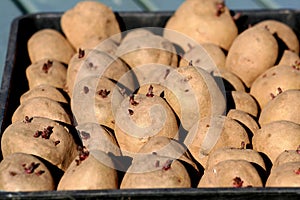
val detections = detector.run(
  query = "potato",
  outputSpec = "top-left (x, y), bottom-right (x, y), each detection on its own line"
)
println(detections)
top-left (259, 89), bottom-right (300, 126)
top-left (66, 49), bottom-right (135, 97)
top-left (164, 0), bottom-right (238, 51)
top-left (57, 149), bottom-right (118, 190)
top-left (121, 154), bottom-right (191, 189)
top-left (71, 76), bottom-right (127, 129)
top-left (254, 20), bottom-right (299, 54)
top-left (121, 28), bottom-right (154, 43)
top-left (212, 69), bottom-right (246, 92)
top-left (0, 152), bottom-right (55, 191)
top-left (266, 162), bottom-right (300, 187)
top-left (12, 97), bottom-right (72, 125)
top-left (179, 43), bottom-right (226, 69)
top-left (184, 115), bottom-right (250, 167)
top-left (225, 26), bottom-right (278, 87)
top-left (26, 59), bottom-right (67, 90)
top-left (227, 109), bottom-right (259, 138)
top-left (278, 50), bottom-right (300, 66)
top-left (114, 94), bottom-right (178, 156)
top-left (79, 37), bottom-right (118, 55)
top-left (164, 66), bottom-right (226, 131)
top-left (1, 117), bottom-right (78, 171)
top-left (226, 91), bottom-right (259, 118)
top-left (198, 160), bottom-right (263, 187)
top-left (273, 148), bottom-right (300, 169)
top-left (252, 120), bottom-right (300, 164)
top-left (250, 65), bottom-right (300, 109)
top-left (206, 147), bottom-right (266, 171)
top-left (27, 29), bottom-right (75, 64)
top-left (20, 84), bottom-right (68, 104)
top-left (116, 34), bottom-right (178, 69)
top-left (76, 123), bottom-right (121, 157)
top-left (61, 1), bottom-right (121, 49)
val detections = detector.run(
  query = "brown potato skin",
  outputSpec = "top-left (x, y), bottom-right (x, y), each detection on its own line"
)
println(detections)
top-left (273, 149), bottom-right (300, 169)
top-left (27, 29), bottom-right (75, 64)
top-left (229, 91), bottom-right (259, 118)
top-left (225, 27), bottom-right (278, 87)
top-left (278, 50), bottom-right (300, 66)
top-left (0, 152), bottom-right (55, 192)
top-left (252, 120), bottom-right (300, 164)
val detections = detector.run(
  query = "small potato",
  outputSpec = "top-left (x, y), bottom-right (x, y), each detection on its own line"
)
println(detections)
top-left (61, 1), bottom-right (121, 49)
top-left (27, 29), bottom-right (75, 64)
top-left (57, 149), bottom-right (118, 190)
top-left (227, 91), bottom-right (259, 118)
top-left (12, 97), bottom-right (72, 125)
top-left (121, 28), bottom-right (154, 43)
top-left (266, 162), bottom-right (300, 187)
top-left (259, 89), bottom-right (300, 126)
top-left (121, 154), bottom-right (191, 189)
top-left (252, 120), bottom-right (300, 164)
top-left (1, 117), bottom-right (78, 171)
top-left (198, 160), bottom-right (263, 187)
top-left (227, 109), bottom-right (259, 138)
top-left (0, 153), bottom-right (55, 191)
top-left (20, 84), bottom-right (68, 104)
top-left (254, 20), bottom-right (299, 54)
top-left (184, 115), bottom-right (250, 167)
top-left (225, 26), bottom-right (278, 87)
top-left (164, 0), bottom-right (238, 51)
top-left (116, 34), bottom-right (178, 69)
top-left (114, 94), bottom-right (178, 156)
top-left (26, 59), bottom-right (67, 90)
top-left (213, 69), bottom-right (246, 92)
top-left (250, 65), bottom-right (300, 110)
top-left (273, 148), bottom-right (300, 169)
top-left (278, 50), bottom-right (300, 66)
top-left (79, 37), bottom-right (118, 55)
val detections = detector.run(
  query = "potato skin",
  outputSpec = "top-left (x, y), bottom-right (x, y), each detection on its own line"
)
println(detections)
top-left (225, 26), bottom-right (278, 87)
top-left (27, 29), bottom-right (75, 64)
top-left (273, 149), bottom-right (300, 169)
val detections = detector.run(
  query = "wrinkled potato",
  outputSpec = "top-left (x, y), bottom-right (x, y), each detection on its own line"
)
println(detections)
top-left (116, 34), bottom-right (178, 69)
top-left (252, 120), bottom-right (300, 164)
top-left (66, 49), bottom-right (134, 97)
top-left (0, 152), bottom-right (55, 191)
top-left (61, 1), bottom-right (121, 49)
top-left (20, 84), bottom-right (68, 104)
top-left (254, 19), bottom-right (299, 54)
top-left (198, 160), bottom-right (263, 187)
top-left (12, 97), bottom-right (72, 125)
top-left (206, 147), bottom-right (266, 171)
top-left (165, 0), bottom-right (238, 51)
top-left (27, 29), bottom-right (75, 64)
top-left (250, 65), bottom-right (300, 110)
top-left (57, 149), bottom-right (118, 190)
top-left (272, 148), bottom-right (300, 169)
top-left (121, 154), bottom-right (191, 189)
top-left (76, 123), bottom-right (121, 157)
top-left (1, 117), bottom-right (78, 171)
top-left (26, 59), bottom-right (67, 90)
top-left (227, 91), bottom-right (259, 118)
top-left (266, 162), bottom-right (300, 187)
top-left (259, 89), bottom-right (300, 126)
top-left (184, 115), bottom-right (250, 167)
top-left (227, 109), bottom-right (259, 138)
top-left (225, 26), bottom-right (278, 87)
top-left (114, 94), bottom-right (178, 156)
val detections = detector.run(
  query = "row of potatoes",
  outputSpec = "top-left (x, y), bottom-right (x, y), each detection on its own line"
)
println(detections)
top-left (1, 0), bottom-right (300, 191)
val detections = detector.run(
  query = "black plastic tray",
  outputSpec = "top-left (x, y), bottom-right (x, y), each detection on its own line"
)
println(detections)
top-left (0, 10), bottom-right (300, 199)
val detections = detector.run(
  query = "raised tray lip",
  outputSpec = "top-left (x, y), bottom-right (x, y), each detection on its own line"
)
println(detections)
top-left (0, 10), bottom-right (300, 198)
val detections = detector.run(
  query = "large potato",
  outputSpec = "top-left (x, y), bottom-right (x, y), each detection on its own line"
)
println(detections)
top-left (27, 29), bottom-right (75, 64)
top-left (1, 117), bottom-right (78, 171)
top-left (61, 1), bottom-right (121, 49)
top-left (259, 89), bottom-right (300, 126)
top-left (165, 0), bottom-right (238, 51)
top-left (184, 115), bottom-right (250, 167)
top-left (225, 26), bottom-right (278, 87)
top-left (250, 65), bottom-right (300, 110)
top-left (252, 120), bottom-right (300, 164)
